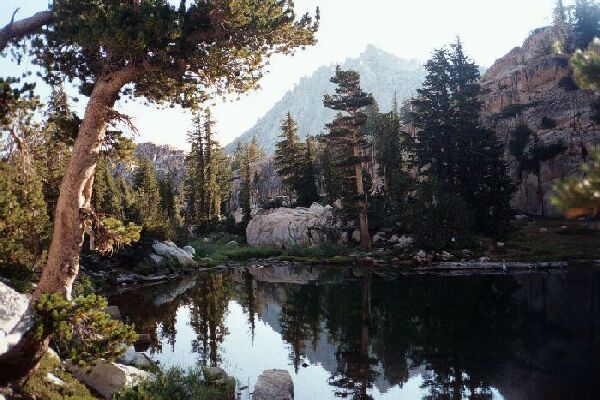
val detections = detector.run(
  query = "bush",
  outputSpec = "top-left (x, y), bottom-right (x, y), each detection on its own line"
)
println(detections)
top-left (404, 182), bottom-right (473, 250)
top-left (34, 293), bottom-right (136, 367)
top-left (115, 366), bottom-right (235, 400)
top-left (284, 242), bottom-right (352, 259)
top-left (496, 103), bottom-right (536, 119)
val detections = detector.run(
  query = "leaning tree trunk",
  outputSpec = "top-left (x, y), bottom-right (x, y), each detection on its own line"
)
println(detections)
top-left (352, 129), bottom-right (371, 251)
top-left (0, 66), bottom-right (140, 384)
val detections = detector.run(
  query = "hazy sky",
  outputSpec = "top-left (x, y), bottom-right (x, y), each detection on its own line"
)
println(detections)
top-left (1, 0), bottom-right (557, 149)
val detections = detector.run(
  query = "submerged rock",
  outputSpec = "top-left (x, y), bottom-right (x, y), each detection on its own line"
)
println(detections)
top-left (253, 369), bottom-right (293, 400)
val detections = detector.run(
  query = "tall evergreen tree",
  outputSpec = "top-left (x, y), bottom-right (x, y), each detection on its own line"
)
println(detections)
top-left (323, 66), bottom-right (374, 250)
top-left (275, 112), bottom-right (303, 199)
top-left (240, 137), bottom-right (263, 226)
top-left (132, 156), bottom-right (164, 236)
top-left (411, 40), bottom-right (512, 234)
top-left (297, 136), bottom-right (320, 207)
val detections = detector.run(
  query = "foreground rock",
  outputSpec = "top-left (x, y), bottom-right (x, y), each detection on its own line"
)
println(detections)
top-left (66, 359), bottom-right (155, 399)
top-left (151, 241), bottom-right (198, 268)
top-left (253, 369), bottom-right (293, 400)
top-left (0, 282), bottom-right (32, 355)
top-left (246, 203), bottom-right (340, 249)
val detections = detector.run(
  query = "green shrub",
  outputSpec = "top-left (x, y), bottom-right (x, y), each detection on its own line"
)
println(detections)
top-left (115, 366), bottom-right (235, 400)
top-left (405, 182), bottom-right (473, 250)
top-left (34, 293), bottom-right (136, 367)
top-left (284, 242), bottom-right (352, 259)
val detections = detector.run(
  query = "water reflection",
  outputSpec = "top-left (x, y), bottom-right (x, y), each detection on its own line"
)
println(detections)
top-left (110, 266), bottom-right (600, 399)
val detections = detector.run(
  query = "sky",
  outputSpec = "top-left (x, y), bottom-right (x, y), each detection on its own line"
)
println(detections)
top-left (0, 0), bottom-right (557, 150)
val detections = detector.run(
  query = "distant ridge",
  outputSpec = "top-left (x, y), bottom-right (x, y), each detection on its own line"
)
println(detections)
top-left (225, 45), bottom-right (427, 154)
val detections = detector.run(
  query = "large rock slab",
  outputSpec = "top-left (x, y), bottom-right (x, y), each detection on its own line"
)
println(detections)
top-left (66, 360), bottom-right (155, 399)
top-left (246, 203), bottom-right (340, 249)
top-left (253, 369), bottom-right (294, 400)
top-left (151, 241), bottom-right (197, 268)
top-left (0, 282), bottom-right (33, 355)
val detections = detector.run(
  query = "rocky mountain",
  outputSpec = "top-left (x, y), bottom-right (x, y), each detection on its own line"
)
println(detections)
top-left (480, 27), bottom-right (600, 215)
top-left (225, 45), bottom-right (426, 154)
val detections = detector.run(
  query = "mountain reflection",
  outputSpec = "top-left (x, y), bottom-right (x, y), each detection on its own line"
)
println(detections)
top-left (110, 266), bottom-right (600, 399)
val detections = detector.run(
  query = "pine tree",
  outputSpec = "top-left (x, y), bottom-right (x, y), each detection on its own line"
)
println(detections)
top-left (297, 136), bottom-right (320, 207)
top-left (275, 112), bottom-right (303, 199)
top-left (91, 157), bottom-right (123, 218)
top-left (411, 40), bottom-right (512, 234)
top-left (132, 156), bottom-right (164, 237)
top-left (240, 137), bottom-right (263, 226)
top-left (323, 66), bottom-right (374, 250)
top-left (573, 0), bottom-right (600, 50)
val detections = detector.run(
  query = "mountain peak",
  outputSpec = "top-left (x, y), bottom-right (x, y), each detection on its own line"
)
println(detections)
top-left (225, 49), bottom-right (427, 154)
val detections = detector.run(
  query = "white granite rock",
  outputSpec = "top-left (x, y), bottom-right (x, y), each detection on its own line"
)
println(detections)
top-left (253, 369), bottom-right (293, 400)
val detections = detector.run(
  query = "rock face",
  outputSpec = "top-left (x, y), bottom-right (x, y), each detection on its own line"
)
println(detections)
top-left (0, 282), bottom-right (32, 355)
top-left (253, 369), bottom-right (294, 400)
top-left (151, 241), bottom-right (197, 268)
top-left (246, 203), bottom-right (339, 249)
top-left (66, 360), bottom-right (155, 399)
top-left (481, 27), bottom-right (600, 215)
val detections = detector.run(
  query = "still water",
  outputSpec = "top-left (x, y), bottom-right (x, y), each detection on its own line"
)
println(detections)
top-left (110, 265), bottom-right (600, 400)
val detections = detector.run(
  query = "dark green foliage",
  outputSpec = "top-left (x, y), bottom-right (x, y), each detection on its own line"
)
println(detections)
top-left (184, 110), bottom-right (232, 226)
top-left (410, 39), bottom-right (513, 237)
top-left (34, 293), bottom-right (136, 367)
top-left (275, 112), bottom-right (303, 193)
top-left (540, 116), bottom-right (558, 129)
top-left (92, 157), bottom-right (124, 218)
top-left (297, 137), bottom-right (320, 207)
top-left (405, 181), bottom-right (473, 250)
top-left (572, 0), bottom-right (600, 50)
top-left (37, 0), bottom-right (319, 106)
top-left (509, 123), bottom-right (533, 159)
top-left (322, 66), bottom-right (374, 211)
top-left (572, 39), bottom-right (600, 93)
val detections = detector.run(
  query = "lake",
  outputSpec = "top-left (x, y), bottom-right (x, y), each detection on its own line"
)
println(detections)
top-left (110, 264), bottom-right (600, 399)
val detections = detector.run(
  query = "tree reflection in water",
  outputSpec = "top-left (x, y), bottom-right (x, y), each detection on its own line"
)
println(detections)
top-left (110, 267), bottom-right (600, 400)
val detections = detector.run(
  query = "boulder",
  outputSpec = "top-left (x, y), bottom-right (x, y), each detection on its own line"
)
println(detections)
top-left (394, 235), bottom-right (414, 250)
top-left (253, 369), bottom-right (293, 400)
top-left (66, 360), bottom-right (155, 399)
top-left (118, 347), bottom-right (156, 369)
top-left (372, 232), bottom-right (385, 243)
top-left (0, 282), bottom-right (32, 355)
top-left (148, 253), bottom-right (165, 265)
top-left (183, 245), bottom-right (196, 256)
top-left (226, 241), bottom-right (239, 247)
top-left (351, 229), bottom-right (361, 243)
top-left (152, 241), bottom-right (197, 268)
top-left (246, 203), bottom-right (340, 249)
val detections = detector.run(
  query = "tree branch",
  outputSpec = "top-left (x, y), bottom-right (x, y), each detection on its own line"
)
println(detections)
top-left (0, 10), bottom-right (53, 53)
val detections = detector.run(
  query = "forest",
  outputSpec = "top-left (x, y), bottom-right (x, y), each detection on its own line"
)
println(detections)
top-left (1, 1), bottom-right (600, 399)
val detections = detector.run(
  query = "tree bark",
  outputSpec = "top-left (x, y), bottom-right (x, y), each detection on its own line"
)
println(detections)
top-left (0, 65), bottom-right (140, 384)
top-left (353, 129), bottom-right (371, 251)
top-left (0, 10), bottom-right (52, 52)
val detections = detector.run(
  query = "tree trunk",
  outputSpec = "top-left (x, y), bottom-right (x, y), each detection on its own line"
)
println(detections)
top-left (0, 66), bottom-right (140, 384)
top-left (353, 131), bottom-right (370, 251)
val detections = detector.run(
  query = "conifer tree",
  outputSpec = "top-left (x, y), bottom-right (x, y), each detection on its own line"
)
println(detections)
top-left (240, 137), bottom-right (263, 226)
top-left (275, 112), bottom-right (303, 199)
top-left (1, 0), bottom-right (319, 381)
top-left (411, 40), bottom-right (512, 234)
top-left (297, 136), bottom-right (320, 207)
top-left (323, 66), bottom-right (374, 250)
top-left (91, 157), bottom-right (123, 218)
top-left (132, 156), bottom-right (164, 237)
